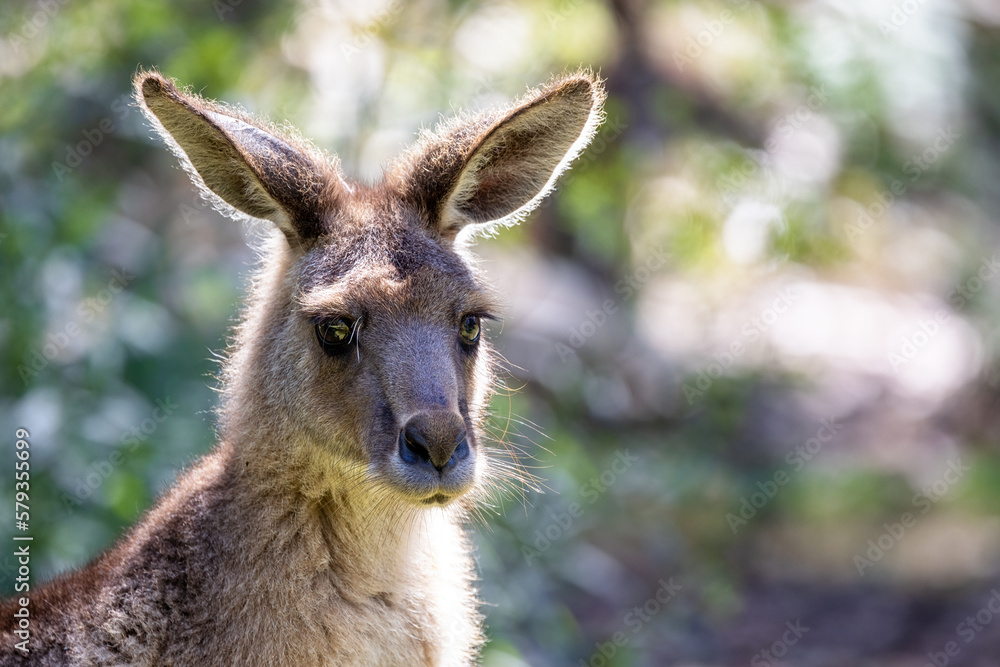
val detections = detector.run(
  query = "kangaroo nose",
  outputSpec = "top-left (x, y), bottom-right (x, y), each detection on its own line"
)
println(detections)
top-left (399, 412), bottom-right (469, 472)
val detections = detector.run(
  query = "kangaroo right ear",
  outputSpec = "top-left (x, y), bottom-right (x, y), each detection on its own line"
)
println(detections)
top-left (135, 71), bottom-right (343, 245)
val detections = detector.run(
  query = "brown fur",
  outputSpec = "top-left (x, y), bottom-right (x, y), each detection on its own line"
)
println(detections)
top-left (0, 69), bottom-right (604, 666)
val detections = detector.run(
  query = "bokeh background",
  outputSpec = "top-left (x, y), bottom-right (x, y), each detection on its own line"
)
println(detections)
top-left (3, 0), bottom-right (1000, 664)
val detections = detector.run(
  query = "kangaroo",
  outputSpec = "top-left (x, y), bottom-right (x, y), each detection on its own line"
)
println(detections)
top-left (1, 69), bottom-right (604, 666)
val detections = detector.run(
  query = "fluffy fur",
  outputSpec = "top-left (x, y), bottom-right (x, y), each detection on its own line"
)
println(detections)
top-left (0, 69), bottom-right (604, 665)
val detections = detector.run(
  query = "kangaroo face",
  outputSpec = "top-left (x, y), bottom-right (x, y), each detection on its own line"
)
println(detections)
top-left (136, 69), bottom-right (604, 509)
top-left (290, 212), bottom-right (497, 505)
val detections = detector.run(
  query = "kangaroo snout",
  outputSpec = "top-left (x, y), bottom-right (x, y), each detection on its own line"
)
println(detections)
top-left (399, 411), bottom-right (471, 473)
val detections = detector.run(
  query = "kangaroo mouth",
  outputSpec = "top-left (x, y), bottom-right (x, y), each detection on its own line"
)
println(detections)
top-left (420, 493), bottom-right (453, 506)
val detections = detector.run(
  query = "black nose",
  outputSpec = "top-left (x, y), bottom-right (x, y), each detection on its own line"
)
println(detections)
top-left (399, 412), bottom-right (469, 472)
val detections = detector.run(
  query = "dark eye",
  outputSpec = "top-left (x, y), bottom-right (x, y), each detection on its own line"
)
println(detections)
top-left (315, 318), bottom-right (354, 356)
top-left (459, 314), bottom-right (481, 346)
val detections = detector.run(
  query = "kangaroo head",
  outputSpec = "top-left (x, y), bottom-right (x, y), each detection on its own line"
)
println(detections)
top-left (136, 71), bottom-right (604, 508)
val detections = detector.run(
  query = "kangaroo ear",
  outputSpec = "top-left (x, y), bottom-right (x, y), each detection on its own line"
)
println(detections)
top-left (393, 71), bottom-right (606, 240)
top-left (135, 71), bottom-right (342, 245)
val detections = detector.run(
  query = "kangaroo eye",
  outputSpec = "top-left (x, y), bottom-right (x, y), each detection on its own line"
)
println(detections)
top-left (315, 318), bottom-right (354, 355)
top-left (459, 315), bottom-right (481, 346)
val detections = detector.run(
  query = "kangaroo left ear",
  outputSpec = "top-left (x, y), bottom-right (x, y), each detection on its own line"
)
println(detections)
top-left (135, 70), bottom-right (345, 246)
top-left (391, 71), bottom-right (606, 240)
